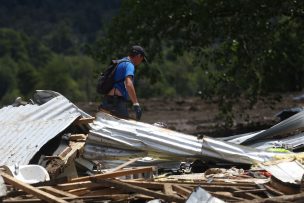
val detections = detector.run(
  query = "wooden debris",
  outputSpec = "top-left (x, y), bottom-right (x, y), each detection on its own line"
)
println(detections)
top-left (1, 165), bottom-right (303, 202)
top-left (106, 158), bottom-right (141, 173)
top-left (44, 140), bottom-right (86, 179)
top-left (163, 183), bottom-right (175, 196)
top-left (70, 166), bottom-right (154, 182)
top-left (239, 191), bottom-right (304, 203)
top-left (74, 117), bottom-right (95, 125)
top-left (39, 186), bottom-right (78, 198)
top-left (69, 134), bottom-right (88, 142)
top-left (56, 181), bottom-right (99, 191)
top-left (0, 172), bottom-right (68, 203)
top-left (172, 184), bottom-right (192, 198)
top-left (3, 194), bottom-right (132, 202)
top-left (94, 178), bottom-right (185, 203)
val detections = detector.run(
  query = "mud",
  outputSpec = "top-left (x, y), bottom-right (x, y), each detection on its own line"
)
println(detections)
top-left (79, 92), bottom-right (304, 137)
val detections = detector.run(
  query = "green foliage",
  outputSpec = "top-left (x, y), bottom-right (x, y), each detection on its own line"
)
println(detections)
top-left (17, 63), bottom-right (39, 97)
top-left (0, 57), bottom-right (19, 103)
top-left (38, 55), bottom-right (99, 101)
top-left (0, 28), bottom-right (28, 62)
top-left (91, 0), bottom-right (304, 125)
top-left (0, 1), bottom-right (122, 106)
top-left (1, 0), bottom-right (304, 128)
top-left (0, 28), bottom-right (54, 105)
top-left (0, 0), bottom-right (121, 55)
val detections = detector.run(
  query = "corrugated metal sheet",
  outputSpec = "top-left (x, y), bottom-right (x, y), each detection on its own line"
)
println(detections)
top-left (249, 132), bottom-right (304, 151)
top-left (0, 92), bottom-right (87, 166)
top-left (260, 160), bottom-right (304, 184)
top-left (241, 110), bottom-right (304, 145)
top-left (84, 112), bottom-right (278, 164)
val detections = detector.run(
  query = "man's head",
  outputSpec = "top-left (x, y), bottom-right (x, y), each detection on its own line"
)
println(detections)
top-left (129, 45), bottom-right (148, 66)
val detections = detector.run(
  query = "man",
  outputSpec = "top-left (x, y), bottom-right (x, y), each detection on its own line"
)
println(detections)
top-left (100, 45), bottom-right (147, 120)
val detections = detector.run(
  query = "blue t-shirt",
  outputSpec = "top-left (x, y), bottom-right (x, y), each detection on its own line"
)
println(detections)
top-left (113, 57), bottom-right (135, 100)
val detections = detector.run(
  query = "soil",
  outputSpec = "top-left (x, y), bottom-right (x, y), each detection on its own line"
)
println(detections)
top-left (78, 92), bottom-right (304, 138)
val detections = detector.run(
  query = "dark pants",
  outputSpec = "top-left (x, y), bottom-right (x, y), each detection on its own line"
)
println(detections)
top-left (99, 96), bottom-right (129, 118)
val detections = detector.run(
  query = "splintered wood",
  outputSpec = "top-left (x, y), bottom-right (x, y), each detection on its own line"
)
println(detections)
top-left (1, 165), bottom-right (304, 203)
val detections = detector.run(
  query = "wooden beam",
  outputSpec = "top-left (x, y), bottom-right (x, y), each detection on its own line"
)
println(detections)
top-left (32, 177), bottom-right (68, 187)
top-left (0, 172), bottom-right (68, 203)
top-left (70, 166), bottom-right (154, 182)
top-left (163, 184), bottom-right (176, 196)
top-left (107, 158), bottom-right (141, 173)
top-left (69, 134), bottom-right (87, 142)
top-left (211, 191), bottom-right (246, 201)
top-left (172, 184), bottom-right (191, 198)
top-left (67, 188), bottom-right (91, 196)
top-left (263, 184), bottom-right (284, 196)
top-left (74, 117), bottom-right (95, 125)
top-left (143, 179), bottom-right (257, 187)
top-left (234, 191), bottom-right (261, 200)
top-left (3, 194), bottom-right (132, 203)
top-left (94, 178), bottom-right (185, 203)
top-left (234, 189), bottom-right (267, 194)
top-left (238, 192), bottom-right (304, 203)
top-left (84, 188), bottom-right (126, 196)
top-left (56, 181), bottom-right (100, 191)
top-left (160, 179), bottom-right (257, 187)
top-left (122, 180), bottom-right (166, 190)
top-left (39, 186), bottom-right (78, 198)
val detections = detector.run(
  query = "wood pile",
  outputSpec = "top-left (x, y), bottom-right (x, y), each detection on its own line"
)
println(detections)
top-left (1, 162), bottom-right (304, 202)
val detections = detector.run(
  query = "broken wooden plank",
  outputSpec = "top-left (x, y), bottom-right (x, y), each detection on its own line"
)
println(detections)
top-left (69, 134), bottom-right (87, 142)
top-left (74, 117), bottom-right (95, 125)
top-left (70, 166), bottom-right (154, 182)
top-left (263, 184), bottom-right (284, 196)
top-left (94, 178), bottom-right (185, 203)
top-left (32, 177), bottom-right (68, 187)
top-left (256, 184), bottom-right (273, 198)
top-left (154, 179), bottom-right (258, 187)
top-left (67, 185), bottom-right (107, 196)
top-left (45, 141), bottom-right (85, 179)
top-left (39, 186), bottom-right (78, 198)
top-left (106, 158), bottom-right (141, 173)
top-left (239, 191), bottom-right (304, 202)
top-left (234, 189), bottom-right (267, 194)
top-left (0, 172), bottom-right (68, 203)
top-left (234, 191), bottom-right (262, 200)
top-left (67, 187), bottom-right (91, 196)
top-left (122, 180), bottom-right (165, 190)
top-left (211, 191), bottom-right (246, 201)
top-left (172, 184), bottom-right (191, 198)
top-left (56, 181), bottom-right (100, 191)
top-left (163, 183), bottom-right (176, 196)
top-left (3, 194), bottom-right (132, 202)
top-left (83, 188), bottom-right (126, 196)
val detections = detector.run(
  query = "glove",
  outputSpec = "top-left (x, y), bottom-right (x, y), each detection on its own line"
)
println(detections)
top-left (133, 103), bottom-right (142, 120)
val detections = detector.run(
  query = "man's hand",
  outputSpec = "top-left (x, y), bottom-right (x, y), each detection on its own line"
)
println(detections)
top-left (133, 103), bottom-right (142, 120)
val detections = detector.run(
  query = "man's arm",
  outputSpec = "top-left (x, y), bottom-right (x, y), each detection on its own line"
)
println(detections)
top-left (125, 76), bottom-right (138, 104)
top-left (125, 75), bottom-right (142, 121)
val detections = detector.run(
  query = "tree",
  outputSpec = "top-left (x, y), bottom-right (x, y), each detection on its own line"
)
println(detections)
top-left (91, 0), bottom-right (304, 125)
top-left (0, 57), bottom-right (19, 101)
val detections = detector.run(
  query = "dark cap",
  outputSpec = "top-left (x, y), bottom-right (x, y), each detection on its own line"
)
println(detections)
top-left (130, 45), bottom-right (148, 63)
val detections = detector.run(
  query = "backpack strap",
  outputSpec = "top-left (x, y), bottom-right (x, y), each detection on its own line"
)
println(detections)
top-left (112, 59), bottom-right (131, 96)
top-left (112, 59), bottom-right (131, 84)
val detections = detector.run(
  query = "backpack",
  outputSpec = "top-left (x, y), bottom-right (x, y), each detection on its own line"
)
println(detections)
top-left (96, 59), bottom-right (129, 94)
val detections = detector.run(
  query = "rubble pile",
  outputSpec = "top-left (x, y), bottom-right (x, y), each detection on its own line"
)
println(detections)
top-left (0, 90), bottom-right (304, 202)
